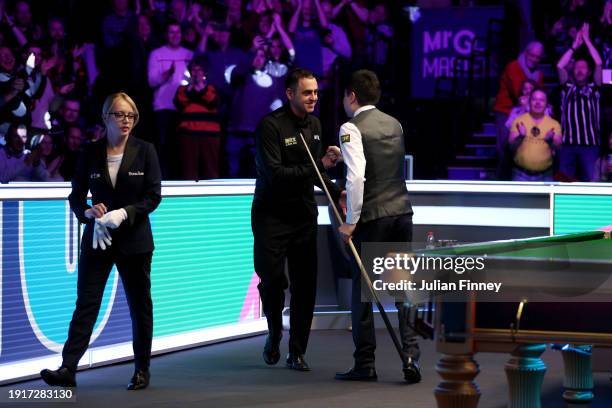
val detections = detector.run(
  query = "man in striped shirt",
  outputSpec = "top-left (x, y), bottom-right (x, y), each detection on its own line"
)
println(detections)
top-left (557, 23), bottom-right (603, 182)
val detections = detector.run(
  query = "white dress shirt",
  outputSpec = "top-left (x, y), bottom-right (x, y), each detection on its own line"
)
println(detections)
top-left (339, 105), bottom-right (375, 225)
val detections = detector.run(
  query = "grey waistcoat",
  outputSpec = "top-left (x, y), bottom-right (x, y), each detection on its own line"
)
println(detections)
top-left (349, 108), bottom-right (413, 223)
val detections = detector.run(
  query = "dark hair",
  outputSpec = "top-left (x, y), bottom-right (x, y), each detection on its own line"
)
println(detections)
top-left (573, 51), bottom-right (594, 72)
top-left (529, 87), bottom-right (547, 100)
top-left (189, 55), bottom-right (208, 71)
top-left (48, 16), bottom-right (65, 27)
top-left (285, 68), bottom-right (315, 91)
top-left (166, 19), bottom-right (181, 30)
top-left (519, 78), bottom-right (538, 95)
top-left (345, 69), bottom-right (381, 106)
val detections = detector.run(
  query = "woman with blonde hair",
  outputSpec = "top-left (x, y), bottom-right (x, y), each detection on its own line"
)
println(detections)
top-left (41, 92), bottom-right (161, 391)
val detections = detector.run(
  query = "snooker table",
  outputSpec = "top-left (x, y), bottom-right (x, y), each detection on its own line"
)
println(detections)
top-left (414, 230), bottom-right (612, 408)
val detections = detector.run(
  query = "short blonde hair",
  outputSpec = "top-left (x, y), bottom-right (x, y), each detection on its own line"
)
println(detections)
top-left (102, 92), bottom-right (140, 127)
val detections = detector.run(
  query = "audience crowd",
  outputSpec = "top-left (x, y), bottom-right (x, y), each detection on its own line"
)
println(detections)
top-left (0, 0), bottom-right (610, 183)
top-left (0, 0), bottom-right (395, 182)
top-left (496, 0), bottom-right (611, 182)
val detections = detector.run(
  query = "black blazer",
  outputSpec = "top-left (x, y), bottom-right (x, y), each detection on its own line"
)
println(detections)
top-left (69, 137), bottom-right (162, 254)
top-left (253, 105), bottom-right (340, 219)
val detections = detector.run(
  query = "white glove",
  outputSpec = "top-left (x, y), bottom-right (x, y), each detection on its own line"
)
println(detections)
top-left (96, 208), bottom-right (128, 229)
top-left (92, 222), bottom-right (112, 250)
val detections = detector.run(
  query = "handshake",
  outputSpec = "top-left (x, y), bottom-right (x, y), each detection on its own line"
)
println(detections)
top-left (321, 146), bottom-right (342, 169)
top-left (85, 204), bottom-right (128, 250)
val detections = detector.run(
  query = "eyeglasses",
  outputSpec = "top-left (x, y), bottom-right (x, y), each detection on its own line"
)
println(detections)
top-left (107, 112), bottom-right (138, 121)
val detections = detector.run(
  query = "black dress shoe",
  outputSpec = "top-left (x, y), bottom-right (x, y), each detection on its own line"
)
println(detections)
top-left (334, 367), bottom-right (377, 381)
top-left (285, 353), bottom-right (310, 371)
top-left (40, 367), bottom-right (76, 387)
top-left (403, 357), bottom-right (421, 384)
top-left (263, 333), bottom-right (282, 365)
top-left (127, 369), bottom-right (150, 390)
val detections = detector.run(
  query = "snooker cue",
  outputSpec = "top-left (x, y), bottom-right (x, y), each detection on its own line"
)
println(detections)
top-left (298, 133), bottom-right (407, 366)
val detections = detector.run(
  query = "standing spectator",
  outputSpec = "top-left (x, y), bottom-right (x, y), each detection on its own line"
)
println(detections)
top-left (492, 41), bottom-right (544, 179)
top-left (168, 0), bottom-right (188, 28)
top-left (2, 5), bottom-right (27, 48)
top-left (288, 0), bottom-right (327, 78)
top-left (226, 45), bottom-right (283, 177)
top-left (593, 0), bottom-right (611, 69)
top-left (557, 23), bottom-right (603, 182)
top-left (331, 0), bottom-right (369, 63)
top-left (148, 20), bottom-right (193, 178)
top-left (199, 22), bottom-right (247, 91)
top-left (96, 0), bottom-right (139, 115)
top-left (198, 22), bottom-right (247, 125)
top-left (363, 4), bottom-right (393, 74)
top-left (0, 46), bottom-right (42, 142)
top-left (124, 14), bottom-right (159, 143)
top-left (45, 17), bottom-right (67, 57)
top-left (345, 2), bottom-right (391, 75)
top-left (509, 89), bottom-right (562, 181)
top-left (264, 13), bottom-right (295, 78)
top-left (28, 43), bottom-right (56, 131)
top-left (101, 0), bottom-right (137, 50)
top-left (39, 132), bottom-right (63, 181)
top-left (59, 125), bottom-right (82, 181)
top-left (50, 97), bottom-right (84, 136)
top-left (505, 79), bottom-right (553, 131)
top-left (42, 17), bottom-right (87, 99)
top-left (0, 124), bottom-right (48, 182)
top-left (43, 41), bottom-right (88, 101)
top-left (320, 0), bottom-right (351, 80)
top-left (174, 57), bottom-right (222, 180)
top-left (225, 0), bottom-right (243, 30)
top-left (9, 0), bottom-right (42, 46)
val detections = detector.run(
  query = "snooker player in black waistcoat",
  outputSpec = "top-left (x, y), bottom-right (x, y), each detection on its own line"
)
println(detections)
top-left (335, 70), bottom-right (421, 383)
top-left (252, 68), bottom-right (342, 371)
top-left (40, 92), bottom-right (161, 390)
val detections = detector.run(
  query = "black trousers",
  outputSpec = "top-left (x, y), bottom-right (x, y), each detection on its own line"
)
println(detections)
top-left (350, 214), bottom-right (420, 369)
top-left (62, 247), bottom-right (153, 372)
top-left (252, 207), bottom-right (318, 355)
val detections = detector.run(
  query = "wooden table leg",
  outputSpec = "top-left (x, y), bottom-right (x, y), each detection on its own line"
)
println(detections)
top-left (504, 344), bottom-right (547, 408)
top-left (561, 345), bottom-right (594, 405)
top-left (435, 353), bottom-right (481, 408)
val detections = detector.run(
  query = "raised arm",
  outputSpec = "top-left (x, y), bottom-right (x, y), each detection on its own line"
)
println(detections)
top-left (288, 0), bottom-right (302, 33)
top-left (348, 1), bottom-right (368, 24)
top-left (313, 0), bottom-right (328, 28)
top-left (197, 23), bottom-right (214, 54)
top-left (332, 0), bottom-right (349, 19)
top-left (581, 23), bottom-right (603, 85)
top-left (3, 12), bottom-right (27, 47)
top-left (557, 31), bottom-right (583, 85)
top-left (273, 13), bottom-right (295, 54)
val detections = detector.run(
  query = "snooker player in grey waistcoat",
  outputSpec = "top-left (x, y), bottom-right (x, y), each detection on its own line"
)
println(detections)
top-left (334, 70), bottom-right (421, 383)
